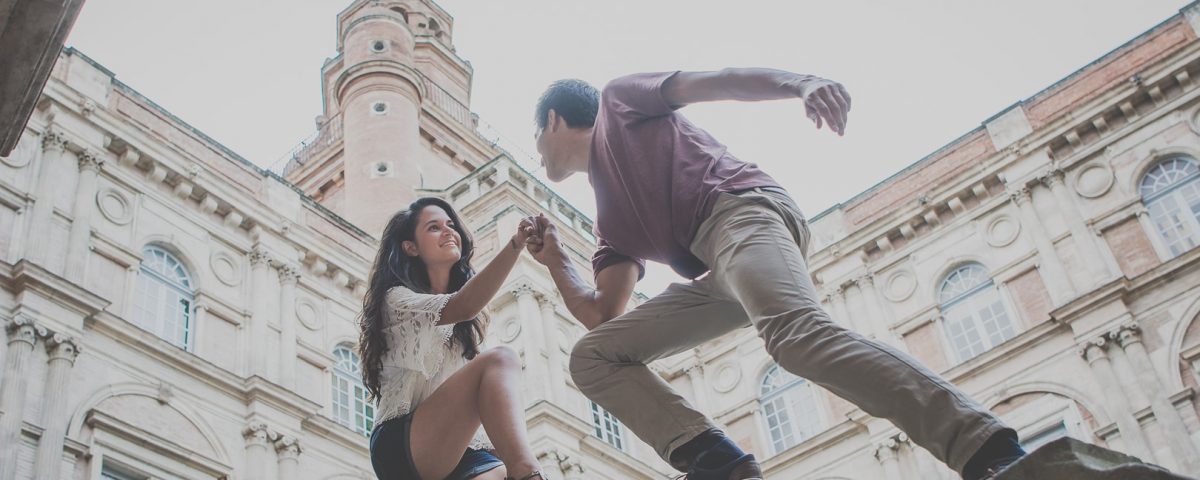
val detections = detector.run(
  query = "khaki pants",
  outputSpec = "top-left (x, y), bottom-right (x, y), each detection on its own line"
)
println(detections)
top-left (569, 189), bottom-right (1011, 473)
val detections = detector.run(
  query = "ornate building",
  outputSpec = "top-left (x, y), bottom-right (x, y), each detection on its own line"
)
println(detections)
top-left (1, 1), bottom-right (1199, 479)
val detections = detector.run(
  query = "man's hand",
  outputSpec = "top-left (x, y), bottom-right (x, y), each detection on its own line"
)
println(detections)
top-left (784, 75), bottom-right (851, 136)
top-left (524, 214), bottom-right (567, 267)
top-left (661, 68), bottom-right (851, 136)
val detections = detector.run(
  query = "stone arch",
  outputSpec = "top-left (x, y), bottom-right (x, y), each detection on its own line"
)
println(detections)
top-left (1167, 292), bottom-right (1200, 392)
top-left (136, 235), bottom-right (202, 292)
top-left (984, 381), bottom-right (1107, 430)
top-left (1128, 146), bottom-right (1200, 199)
top-left (66, 382), bottom-right (230, 464)
top-left (930, 256), bottom-right (997, 306)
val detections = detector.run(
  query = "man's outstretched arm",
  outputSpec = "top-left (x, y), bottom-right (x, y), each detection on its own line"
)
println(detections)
top-left (527, 215), bottom-right (638, 330)
top-left (661, 68), bottom-right (852, 135)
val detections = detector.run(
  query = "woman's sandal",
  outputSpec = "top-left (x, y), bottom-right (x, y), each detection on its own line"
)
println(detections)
top-left (505, 471), bottom-right (545, 480)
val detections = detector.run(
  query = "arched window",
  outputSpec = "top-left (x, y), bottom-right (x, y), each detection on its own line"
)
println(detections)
top-left (939, 264), bottom-right (1015, 362)
top-left (332, 345), bottom-right (374, 435)
top-left (133, 246), bottom-right (194, 349)
top-left (1140, 156), bottom-right (1200, 257)
top-left (589, 401), bottom-right (626, 451)
top-left (759, 364), bottom-right (822, 455)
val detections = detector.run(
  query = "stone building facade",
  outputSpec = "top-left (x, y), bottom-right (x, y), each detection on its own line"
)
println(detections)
top-left (1, 0), bottom-right (1200, 479)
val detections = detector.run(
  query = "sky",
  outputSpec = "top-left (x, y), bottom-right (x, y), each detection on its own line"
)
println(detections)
top-left (65, 0), bottom-right (1190, 295)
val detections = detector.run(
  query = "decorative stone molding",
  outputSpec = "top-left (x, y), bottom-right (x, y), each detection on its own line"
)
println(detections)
top-left (249, 246), bottom-right (273, 267)
top-left (882, 269), bottom-right (918, 302)
top-left (500, 317), bottom-right (522, 342)
top-left (209, 250), bottom-right (243, 286)
top-left (95, 187), bottom-right (133, 225)
top-left (5, 314), bottom-right (45, 347)
top-left (295, 297), bottom-right (324, 331)
top-left (711, 361), bottom-right (742, 393)
top-left (41, 129), bottom-right (67, 153)
top-left (1113, 322), bottom-right (1142, 349)
top-left (1038, 168), bottom-right (1065, 189)
top-left (278, 263), bottom-right (301, 285)
top-left (242, 422), bottom-right (273, 447)
top-left (511, 283), bottom-right (535, 297)
top-left (77, 149), bottom-right (104, 172)
top-left (274, 435), bottom-right (302, 459)
top-left (45, 333), bottom-right (82, 364)
top-left (1073, 162), bottom-right (1115, 198)
top-left (1007, 186), bottom-right (1032, 205)
top-left (984, 214), bottom-right (1021, 248)
top-left (873, 433), bottom-right (909, 461)
top-left (1078, 337), bottom-right (1109, 363)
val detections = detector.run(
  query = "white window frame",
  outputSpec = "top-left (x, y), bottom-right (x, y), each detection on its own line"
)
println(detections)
top-left (133, 246), bottom-right (195, 350)
top-left (758, 364), bottom-right (824, 456)
top-left (589, 401), bottom-right (627, 451)
top-left (1003, 394), bottom-right (1090, 452)
top-left (331, 345), bottom-right (374, 436)
top-left (1140, 156), bottom-right (1200, 259)
top-left (937, 264), bottom-right (1017, 364)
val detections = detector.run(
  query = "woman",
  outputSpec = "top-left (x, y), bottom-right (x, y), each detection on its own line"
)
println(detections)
top-left (359, 197), bottom-right (545, 480)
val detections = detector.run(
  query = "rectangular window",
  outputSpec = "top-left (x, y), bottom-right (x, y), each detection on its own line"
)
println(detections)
top-left (589, 402), bottom-right (626, 451)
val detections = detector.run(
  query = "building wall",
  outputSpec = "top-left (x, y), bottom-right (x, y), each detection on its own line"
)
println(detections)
top-left (3, 1), bottom-right (1200, 479)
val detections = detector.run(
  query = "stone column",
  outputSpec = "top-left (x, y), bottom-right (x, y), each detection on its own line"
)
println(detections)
top-left (242, 422), bottom-right (273, 480)
top-left (1114, 323), bottom-right (1200, 471)
top-left (274, 435), bottom-right (301, 480)
top-left (1079, 338), bottom-right (1155, 461)
top-left (248, 246), bottom-right (273, 377)
top-left (32, 334), bottom-right (82, 480)
top-left (684, 360), bottom-right (710, 413)
top-left (64, 149), bottom-right (104, 281)
top-left (1040, 169), bottom-right (1112, 283)
top-left (0, 315), bottom-right (44, 480)
top-left (277, 264), bottom-right (300, 390)
top-left (858, 274), bottom-right (903, 348)
top-left (192, 303), bottom-right (209, 358)
top-left (27, 130), bottom-right (69, 264)
top-left (513, 285), bottom-right (546, 397)
top-left (537, 294), bottom-right (565, 403)
top-left (874, 434), bottom-right (905, 479)
top-left (1010, 186), bottom-right (1076, 304)
top-left (830, 286), bottom-right (855, 332)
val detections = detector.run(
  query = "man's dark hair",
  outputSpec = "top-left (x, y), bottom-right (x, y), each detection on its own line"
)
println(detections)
top-left (535, 79), bottom-right (600, 129)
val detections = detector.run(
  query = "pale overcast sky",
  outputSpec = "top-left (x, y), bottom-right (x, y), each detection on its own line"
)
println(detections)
top-left (66, 1), bottom-right (1188, 294)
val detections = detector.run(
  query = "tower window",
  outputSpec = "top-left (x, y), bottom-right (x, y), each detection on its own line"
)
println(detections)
top-left (370, 40), bottom-right (387, 53)
top-left (371, 102), bottom-right (389, 115)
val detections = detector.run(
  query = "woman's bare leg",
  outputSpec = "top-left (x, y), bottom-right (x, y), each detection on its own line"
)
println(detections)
top-left (408, 346), bottom-right (540, 479)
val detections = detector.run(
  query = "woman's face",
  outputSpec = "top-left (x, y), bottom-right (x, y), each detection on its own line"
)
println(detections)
top-left (403, 206), bottom-right (462, 266)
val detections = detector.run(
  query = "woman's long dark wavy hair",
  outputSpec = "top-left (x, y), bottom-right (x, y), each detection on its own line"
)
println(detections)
top-left (358, 197), bottom-right (484, 401)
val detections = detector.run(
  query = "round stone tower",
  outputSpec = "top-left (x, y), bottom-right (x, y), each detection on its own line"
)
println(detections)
top-left (332, 1), bottom-right (425, 235)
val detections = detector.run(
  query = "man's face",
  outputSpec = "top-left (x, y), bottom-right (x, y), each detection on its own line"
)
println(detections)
top-left (535, 114), bottom-right (572, 183)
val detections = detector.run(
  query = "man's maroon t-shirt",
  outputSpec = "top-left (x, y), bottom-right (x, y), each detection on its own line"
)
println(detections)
top-left (589, 72), bottom-right (782, 280)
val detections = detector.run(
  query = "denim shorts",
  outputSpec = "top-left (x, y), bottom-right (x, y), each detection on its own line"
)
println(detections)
top-left (370, 413), bottom-right (503, 480)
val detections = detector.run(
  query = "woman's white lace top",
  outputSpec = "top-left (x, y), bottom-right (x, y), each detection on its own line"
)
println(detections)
top-left (375, 286), bottom-right (492, 450)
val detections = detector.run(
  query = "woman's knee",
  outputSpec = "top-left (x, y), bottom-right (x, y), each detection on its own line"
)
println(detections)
top-left (478, 346), bottom-right (520, 370)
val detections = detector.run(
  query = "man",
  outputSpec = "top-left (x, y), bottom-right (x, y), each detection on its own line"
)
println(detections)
top-left (525, 69), bottom-right (1025, 480)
